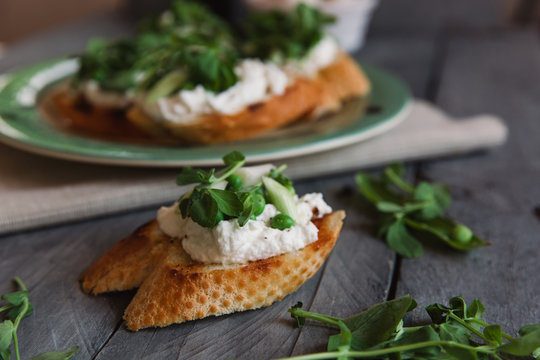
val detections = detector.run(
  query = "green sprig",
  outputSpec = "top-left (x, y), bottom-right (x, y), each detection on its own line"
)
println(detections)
top-left (282, 296), bottom-right (540, 360)
top-left (177, 151), bottom-right (296, 229)
top-left (0, 278), bottom-right (78, 360)
top-left (241, 3), bottom-right (335, 61)
top-left (355, 163), bottom-right (489, 258)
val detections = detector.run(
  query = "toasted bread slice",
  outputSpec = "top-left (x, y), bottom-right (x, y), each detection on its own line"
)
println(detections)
top-left (126, 53), bottom-right (369, 144)
top-left (80, 210), bottom-right (345, 330)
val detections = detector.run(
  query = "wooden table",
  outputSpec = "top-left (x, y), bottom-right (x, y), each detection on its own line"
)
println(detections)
top-left (1, 1), bottom-right (539, 359)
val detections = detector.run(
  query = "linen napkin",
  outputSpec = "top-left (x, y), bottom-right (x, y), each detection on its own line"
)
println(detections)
top-left (0, 100), bottom-right (507, 235)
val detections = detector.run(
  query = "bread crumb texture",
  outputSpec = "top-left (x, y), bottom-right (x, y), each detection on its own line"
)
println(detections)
top-left (80, 211), bottom-right (345, 330)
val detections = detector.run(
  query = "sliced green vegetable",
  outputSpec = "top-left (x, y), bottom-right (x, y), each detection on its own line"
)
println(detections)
top-left (263, 177), bottom-right (298, 222)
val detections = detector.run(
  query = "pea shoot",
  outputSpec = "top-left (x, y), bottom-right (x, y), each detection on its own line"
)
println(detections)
top-left (282, 296), bottom-right (540, 360)
top-left (0, 278), bottom-right (79, 360)
top-left (355, 163), bottom-right (489, 258)
top-left (176, 151), bottom-right (297, 229)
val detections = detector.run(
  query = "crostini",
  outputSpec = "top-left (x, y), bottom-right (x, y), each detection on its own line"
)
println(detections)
top-left (80, 151), bottom-right (345, 330)
top-left (70, 1), bottom-right (370, 144)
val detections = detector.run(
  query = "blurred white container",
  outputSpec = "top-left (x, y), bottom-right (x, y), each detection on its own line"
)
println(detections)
top-left (242, 0), bottom-right (379, 52)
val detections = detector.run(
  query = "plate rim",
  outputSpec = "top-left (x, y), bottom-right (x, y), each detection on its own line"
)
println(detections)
top-left (0, 60), bottom-right (412, 167)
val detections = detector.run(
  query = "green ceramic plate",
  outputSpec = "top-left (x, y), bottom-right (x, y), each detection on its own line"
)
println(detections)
top-left (0, 59), bottom-right (411, 166)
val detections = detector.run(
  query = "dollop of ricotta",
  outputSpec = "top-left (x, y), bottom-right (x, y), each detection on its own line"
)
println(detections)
top-left (284, 35), bottom-right (340, 77)
top-left (157, 193), bottom-right (332, 265)
top-left (139, 59), bottom-right (291, 124)
top-left (82, 81), bottom-right (133, 109)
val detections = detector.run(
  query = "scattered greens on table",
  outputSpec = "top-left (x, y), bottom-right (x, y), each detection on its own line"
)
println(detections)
top-left (0, 278), bottom-right (78, 360)
top-left (355, 163), bottom-right (489, 258)
top-left (74, 0), bottom-right (335, 99)
top-left (176, 151), bottom-right (297, 230)
top-left (282, 295), bottom-right (540, 360)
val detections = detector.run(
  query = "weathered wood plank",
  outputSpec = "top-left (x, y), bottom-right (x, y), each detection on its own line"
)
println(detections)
top-left (290, 176), bottom-right (397, 356)
top-left (369, 0), bottom-right (511, 34)
top-left (288, 29), bottom-right (439, 356)
top-left (358, 35), bottom-right (437, 98)
top-left (0, 209), bottom-right (156, 359)
top-left (396, 29), bottom-right (540, 333)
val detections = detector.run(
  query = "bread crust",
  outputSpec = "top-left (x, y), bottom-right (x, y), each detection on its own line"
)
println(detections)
top-left (80, 210), bottom-right (345, 330)
top-left (127, 53), bottom-right (369, 144)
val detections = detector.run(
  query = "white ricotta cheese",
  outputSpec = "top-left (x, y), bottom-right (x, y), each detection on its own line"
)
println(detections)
top-left (82, 35), bottom-right (339, 122)
top-left (234, 164), bottom-right (275, 186)
top-left (157, 193), bottom-right (332, 265)
top-left (82, 81), bottom-right (133, 109)
top-left (284, 35), bottom-right (340, 77)
top-left (139, 59), bottom-right (291, 124)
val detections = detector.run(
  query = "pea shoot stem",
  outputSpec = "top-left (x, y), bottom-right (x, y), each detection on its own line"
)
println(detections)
top-left (446, 312), bottom-right (496, 345)
top-left (0, 304), bottom-right (14, 313)
top-left (278, 340), bottom-right (496, 360)
top-left (9, 277), bottom-right (29, 360)
top-left (384, 167), bottom-right (414, 193)
top-left (468, 318), bottom-right (515, 342)
top-left (212, 160), bottom-right (245, 185)
top-left (289, 308), bottom-right (342, 327)
top-left (13, 277), bottom-right (27, 292)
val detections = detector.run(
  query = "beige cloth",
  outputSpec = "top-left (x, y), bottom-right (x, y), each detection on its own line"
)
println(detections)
top-left (0, 100), bottom-right (507, 235)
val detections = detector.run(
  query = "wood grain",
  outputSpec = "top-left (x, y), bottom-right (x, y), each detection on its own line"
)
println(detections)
top-left (0, 210), bottom-right (154, 359)
top-left (1, 2), bottom-right (538, 360)
top-left (395, 30), bottom-right (540, 333)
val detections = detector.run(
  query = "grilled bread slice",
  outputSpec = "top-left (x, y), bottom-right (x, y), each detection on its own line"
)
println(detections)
top-left (126, 53), bottom-right (369, 144)
top-left (80, 210), bottom-right (345, 330)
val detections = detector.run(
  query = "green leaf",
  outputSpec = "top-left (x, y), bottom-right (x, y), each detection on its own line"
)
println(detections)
top-left (328, 295), bottom-right (415, 351)
top-left (439, 322), bottom-right (472, 345)
top-left (520, 324), bottom-right (540, 336)
top-left (241, 3), bottom-right (334, 61)
top-left (29, 346), bottom-right (79, 360)
top-left (376, 202), bottom-right (403, 213)
top-left (188, 191), bottom-right (219, 228)
top-left (178, 197), bottom-right (190, 219)
top-left (222, 151), bottom-right (245, 166)
top-left (176, 167), bottom-right (209, 185)
top-left (449, 297), bottom-right (467, 319)
top-left (498, 328), bottom-right (540, 356)
top-left (425, 303), bottom-right (450, 324)
top-left (383, 163), bottom-right (414, 193)
top-left (483, 325), bottom-right (502, 345)
top-left (237, 194), bottom-right (255, 226)
top-left (208, 189), bottom-right (243, 217)
top-left (354, 173), bottom-right (402, 205)
top-left (385, 163), bottom-right (405, 179)
top-left (390, 325), bottom-right (441, 358)
top-left (413, 182), bottom-right (449, 220)
top-left (386, 220), bottom-right (424, 258)
top-left (1, 291), bottom-right (28, 306)
top-left (378, 215), bottom-right (396, 237)
top-left (432, 183), bottom-right (451, 210)
top-left (0, 349), bottom-right (10, 360)
top-left (0, 320), bottom-right (14, 354)
top-left (466, 299), bottom-right (485, 320)
top-left (6, 302), bottom-right (33, 322)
